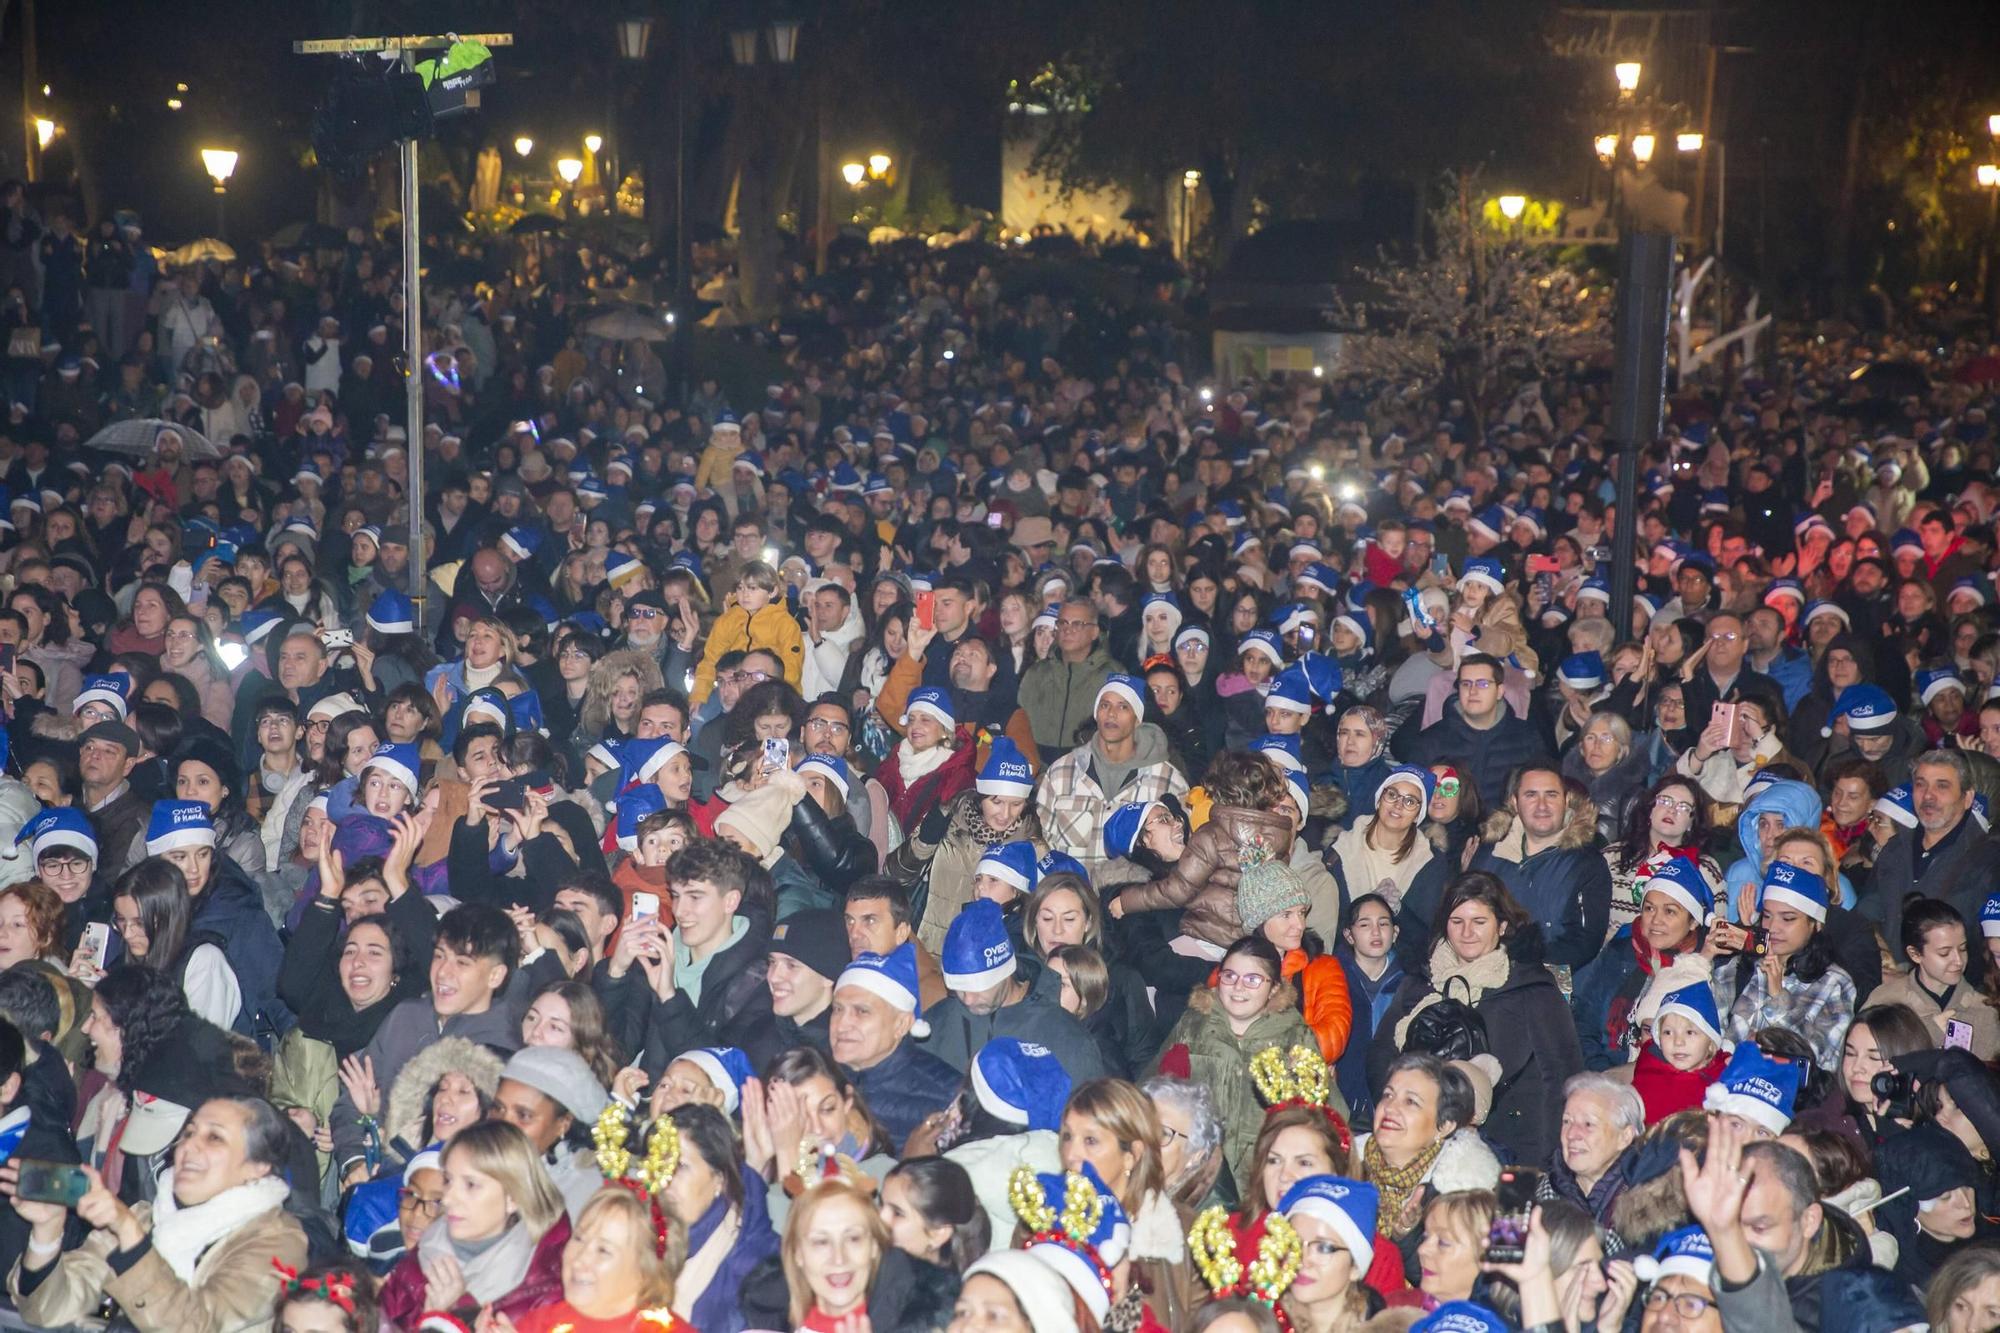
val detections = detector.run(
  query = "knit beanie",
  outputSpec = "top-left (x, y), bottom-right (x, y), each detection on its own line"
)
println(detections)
top-left (1236, 848), bottom-right (1309, 933)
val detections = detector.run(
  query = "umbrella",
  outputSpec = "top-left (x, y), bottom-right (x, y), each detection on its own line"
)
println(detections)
top-left (510, 214), bottom-right (564, 236)
top-left (169, 238), bottom-right (235, 265)
top-left (580, 308), bottom-right (674, 342)
top-left (84, 418), bottom-right (221, 461)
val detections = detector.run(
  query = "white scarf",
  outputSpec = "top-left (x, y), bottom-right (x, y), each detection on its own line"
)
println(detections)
top-left (149, 1170), bottom-right (290, 1283)
top-left (1332, 818), bottom-right (1434, 911)
top-left (463, 661), bottom-right (503, 691)
top-left (673, 1205), bottom-right (741, 1319)
top-left (895, 738), bottom-right (952, 784)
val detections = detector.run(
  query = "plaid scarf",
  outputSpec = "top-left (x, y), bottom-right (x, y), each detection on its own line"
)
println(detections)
top-left (1365, 1132), bottom-right (1445, 1240)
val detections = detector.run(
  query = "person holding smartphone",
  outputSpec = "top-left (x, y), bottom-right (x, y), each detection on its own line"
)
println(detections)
top-left (1865, 898), bottom-right (1999, 1060)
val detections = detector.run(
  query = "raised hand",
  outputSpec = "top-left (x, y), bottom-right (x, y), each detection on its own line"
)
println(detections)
top-left (339, 1053), bottom-right (381, 1119)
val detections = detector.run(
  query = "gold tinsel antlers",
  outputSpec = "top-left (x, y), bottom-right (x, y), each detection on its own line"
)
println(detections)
top-left (592, 1100), bottom-right (681, 1193)
top-left (1250, 1044), bottom-right (1332, 1110)
top-left (1008, 1165), bottom-right (1105, 1243)
top-left (1188, 1207), bottom-right (1303, 1309)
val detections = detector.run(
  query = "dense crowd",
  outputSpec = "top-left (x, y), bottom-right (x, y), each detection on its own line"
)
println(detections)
top-left (0, 179), bottom-right (1992, 1333)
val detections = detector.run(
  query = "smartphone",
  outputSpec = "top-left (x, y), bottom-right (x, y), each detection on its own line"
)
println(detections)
top-left (15, 1159), bottom-right (90, 1208)
top-left (320, 628), bottom-right (355, 651)
top-left (631, 892), bottom-right (660, 922)
top-left (0, 643), bottom-right (14, 675)
top-left (1946, 1019), bottom-right (1974, 1051)
top-left (1431, 553), bottom-right (1452, 581)
top-left (0, 1106), bottom-right (31, 1166)
top-left (914, 591), bottom-right (935, 632)
top-left (1712, 702), bottom-right (1739, 749)
top-left (985, 512), bottom-right (1004, 528)
top-left (188, 581), bottom-right (210, 611)
top-left (1526, 555), bottom-right (1561, 575)
top-left (486, 778), bottom-right (528, 814)
top-left (1486, 1169), bottom-right (1540, 1264)
top-left (1741, 924), bottom-right (1769, 958)
top-left (762, 737), bottom-right (790, 772)
top-left (80, 922), bottom-right (111, 973)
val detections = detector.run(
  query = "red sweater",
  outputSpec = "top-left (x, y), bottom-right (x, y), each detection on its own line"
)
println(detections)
top-left (1631, 1042), bottom-right (1730, 1125)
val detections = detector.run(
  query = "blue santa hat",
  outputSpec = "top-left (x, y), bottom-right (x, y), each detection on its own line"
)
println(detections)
top-left (1874, 784), bottom-right (1918, 830)
top-left (501, 526), bottom-right (543, 561)
top-left (145, 799), bottom-right (216, 856)
top-left (1273, 601), bottom-right (1320, 637)
top-left (796, 753), bottom-right (852, 799)
top-left (18, 807), bottom-right (96, 864)
top-left (1297, 652), bottom-right (1344, 701)
top-left (1140, 593), bottom-right (1183, 634)
top-left (1642, 857), bottom-right (1715, 925)
top-left (508, 689), bottom-right (546, 736)
top-left (976, 736), bottom-right (1034, 799)
top-left (619, 737), bottom-right (685, 787)
top-left (901, 685), bottom-right (956, 732)
top-left (1702, 1043), bottom-right (1801, 1134)
top-left (943, 900), bottom-right (1017, 992)
top-left (1238, 629), bottom-right (1286, 668)
top-left (1295, 563), bottom-right (1340, 597)
top-left (240, 608), bottom-right (286, 647)
top-left (1102, 801), bottom-right (1162, 861)
top-left (836, 942), bottom-right (930, 1038)
top-left (1283, 768), bottom-right (1310, 819)
top-left (366, 590), bottom-right (416, 636)
top-left (1822, 683), bottom-right (1897, 737)
top-left (1917, 668), bottom-right (1967, 706)
top-left (1801, 599), bottom-right (1849, 630)
top-left (1095, 674), bottom-right (1146, 718)
top-left (1762, 577), bottom-right (1806, 607)
top-left (1409, 1303), bottom-right (1510, 1333)
top-left (362, 742), bottom-right (421, 800)
top-left (1983, 893), bottom-right (2000, 940)
top-left (1758, 859), bottom-right (1829, 922)
top-left (1174, 624), bottom-right (1211, 654)
top-left (1632, 1225), bottom-right (1715, 1286)
top-left (1558, 651), bottom-right (1606, 691)
top-left (1019, 1163), bottom-right (1131, 1322)
top-left (613, 785), bottom-right (669, 851)
top-left (461, 687), bottom-right (510, 731)
top-left (1375, 765), bottom-right (1435, 820)
top-left (74, 673), bottom-right (132, 719)
top-left (1330, 605), bottom-right (1372, 648)
top-left (1458, 556), bottom-right (1506, 596)
top-left (1037, 848), bottom-right (1090, 881)
top-left (1252, 733), bottom-right (1305, 773)
top-left (605, 550), bottom-right (646, 589)
top-left (678, 1047), bottom-right (755, 1114)
top-left (1577, 577), bottom-right (1611, 607)
top-left (975, 841), bottom-right (1042, 897)
top-left (1265, 668), bottom-right (1315, 716)
top-left (1279, 1176), bottom-right (1379, 1270)
top-left (1656, 982), bottom-right (1727, 1050)
top-left (971, 1038), bottom-right (1073, 1131)
top-left (1466, 505), bottom-right (1508, 542)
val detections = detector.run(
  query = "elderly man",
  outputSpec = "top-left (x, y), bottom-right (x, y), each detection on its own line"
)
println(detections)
top-left (1468, 764), bottom-right (1612, 968)
top-left (829, 940), bottom-right (960, 1143)
top-left (1868, 749), bottom-right (2000, 965)
top-left (1020, 599), bottom-right (1117, 763)
top-left (1035, 674), bottom-right (1188, 874)
top-left (1536, 1073), bottom-right (1643, 1232)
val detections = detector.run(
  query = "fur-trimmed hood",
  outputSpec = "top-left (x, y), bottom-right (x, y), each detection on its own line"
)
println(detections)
top-left (1478, 787), bottom-right (1600, 862)
top-left (385, 1035), bottom-right (506, 1154)
top-left (1185, 974), bottom-right (1302, 1017)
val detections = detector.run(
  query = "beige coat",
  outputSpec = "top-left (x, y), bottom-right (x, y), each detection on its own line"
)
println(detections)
top-left (1864, 971), bottom-right (2000, 1062)
top-left (11, 1199), bottom-right (307, 1333)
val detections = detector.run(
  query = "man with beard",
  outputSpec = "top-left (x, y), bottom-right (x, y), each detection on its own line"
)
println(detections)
top-left (879, 629), bottom-right (1038, 779)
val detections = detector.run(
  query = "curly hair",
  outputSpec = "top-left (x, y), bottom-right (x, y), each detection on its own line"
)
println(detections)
top-left (0, 881), bottom-right (64, 961)
top-left (577, 647), bottom-right (666, 739)
top-left (93, 962), bottom-right (191, 1090)
top-left (1201, 749), bottom-right (1291, 809)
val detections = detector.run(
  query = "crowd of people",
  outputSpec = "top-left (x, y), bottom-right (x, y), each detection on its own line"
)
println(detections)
top-left (0, 180), bottom-right (1992, 1333)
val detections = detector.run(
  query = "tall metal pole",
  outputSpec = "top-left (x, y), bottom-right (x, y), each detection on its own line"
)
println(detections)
top-left (398, 50), bottom-right (428, 635)
top-left (20, 0), bottom-right (37, 182)
top-left (672, 0), bottom-right (690, 408)
top-left (1607, 230), bottom-right (1676, 620)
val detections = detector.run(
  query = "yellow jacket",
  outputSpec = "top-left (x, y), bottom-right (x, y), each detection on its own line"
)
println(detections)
top-left (689, 599), bottom-right (804, 705)
top-left (695, 437), bottom-right (745, 493)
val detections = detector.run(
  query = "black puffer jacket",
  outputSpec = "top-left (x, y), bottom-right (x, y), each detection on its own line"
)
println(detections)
top-left (787, 795), bottom-right (877, 888)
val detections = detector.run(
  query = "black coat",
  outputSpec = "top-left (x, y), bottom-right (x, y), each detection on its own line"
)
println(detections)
top-left (1391, 708), bottom-right (1552, 819)
top-left (609, 912), bottom-right (777, 1078)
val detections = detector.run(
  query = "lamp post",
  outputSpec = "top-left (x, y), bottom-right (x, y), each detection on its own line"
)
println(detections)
top-left (867, 152), bottom-right (890, 180)
top-left (513, 135), bottom-right (533, 158)
top-left (200, 148), bottom-right (237, 235)
top-left (1977, 163), bottom-right (2000, 318)
top-left (556, 155), bottom-right (583, 214)
top-left (613, 14), bottom-right (652, 213)
top-left (1182, 168), bottom-right (1201, 259)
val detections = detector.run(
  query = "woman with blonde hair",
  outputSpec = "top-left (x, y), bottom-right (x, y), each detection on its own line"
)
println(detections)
top-left (508, 1188), bottom-right (695, 1333)
top-left (1056, 1077), bottom-right (1196, 1329)
top-left (579, 648), bottom-right (668, 743)
top-left (376, 1119), bottom-right (571, 1328)
top-left (754, 1176), bottom-right (958, 1333)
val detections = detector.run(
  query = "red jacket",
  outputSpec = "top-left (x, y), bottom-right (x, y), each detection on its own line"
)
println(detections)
top-left (1631, 1042), bottom-right (1728, 1125)
top-left (378, 1215), bottom-right (571, 1329)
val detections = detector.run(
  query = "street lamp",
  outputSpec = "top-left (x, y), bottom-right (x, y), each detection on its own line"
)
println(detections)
top-left (867, 152), bottom-right (890, 180)
top-left (585, 133), bottom-right (603, 155)
top-left (1630, 133), bottom-right (1657, 166)
top-left (200, 148), bottom-right (238, 235)
top-left (1614, 61), bottom-right (1642, 97)
top-left (1978, 164), bottom-right (2000, 188)
top-left (1497, 194), bottom-right (1526, 221)
top-left (1677, 132), bottom-right (1704, 153)
top-left (729, 26), bottom-right (760, 66)
top-left (33, 118), bottom-right (55, 150)
top-left (841, 161), bottom-right (866, 187)
top-left (514, 136), bottom-right (534, 158)
top-left (1989, 113), bottom-right (2000, 138)
top-left (768, 16), bottom-right (801, 64)
top-left (556, 157), bottom-right (583, 185)
top-left (616, 16), bottom-right (653, 61)
top-left (1594, 133), bottom-right (1619, 166)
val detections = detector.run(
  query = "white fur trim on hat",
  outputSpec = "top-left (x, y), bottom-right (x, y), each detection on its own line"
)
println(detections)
top-left (1285, 1192), bottom-right (1375, 1270)
top-left (678, 1050), bottom-right (742, 1113)
top-left (1702, 1082), bottom-right (1792, 1135)
top-left (1761, 882), bottom-right (1827, 923)
top-left (835, 964), bottom-right (929, 1039)
top-left (145, 822), bottom-right (216, 856)
top-left (1095, 678), bottom-right (1144, 717)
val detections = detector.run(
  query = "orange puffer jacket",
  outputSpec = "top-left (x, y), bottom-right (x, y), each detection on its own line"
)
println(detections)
top-left (1282, 948), bottom-right (1355, 1063)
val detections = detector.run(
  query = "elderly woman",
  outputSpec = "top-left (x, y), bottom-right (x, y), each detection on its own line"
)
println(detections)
top-left (1533, 1074), bottom-right (1644, 1232)
top-left (1142, 1076), bottom-right (1227, 1212)
top-left (1328, 706), bottom-right (1393, 828)
top-left (1562, 709), bottom-right (1653, 844)
top-left (8, 1095), bottom-right (308, 1333)
top-left (1351, 1053), bottom-right (1500, 1258)
top-left (511, 1188), bottom-right (695, 1333)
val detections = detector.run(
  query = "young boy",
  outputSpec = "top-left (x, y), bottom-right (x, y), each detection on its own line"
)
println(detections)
top-left (329, 903), bottom-right (521, 1184)
top-left (1630, 981), bottom-right (1730, 1124)
top-left (688, 560), bottom-right (803, 705)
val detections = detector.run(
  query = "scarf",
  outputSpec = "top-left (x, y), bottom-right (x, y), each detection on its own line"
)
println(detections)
top-left (418, 1214), bottom-right (540, 1306)
top-left (1393, 941), bottom-right (1512, 1048)
top-left (1332, 820), bottom-right (1434, 912)
top-left (149, 1170), bottom-right (290, 1283)
top-left (673, 1203), bottom-right (740, 1320)
top-left (894, 738), bottom-right (952, 784)
top-left (1364, 1133), bottom-right (1444, 1239)
top-left (1657, 841), bottom-right (1700, 863)
top-left (1630, 1042), bottom-right (1729, 1126)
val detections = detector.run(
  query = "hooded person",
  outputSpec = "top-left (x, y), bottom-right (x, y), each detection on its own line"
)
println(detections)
top-left (1874, 1122), bottom-right (1982, 1289)
top-left (1718, 777), bottom-right (1877, 999)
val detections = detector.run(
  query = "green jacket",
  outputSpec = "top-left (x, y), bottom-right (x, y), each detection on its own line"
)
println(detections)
top-left (1157, 986), bottom-right (1313, 1189)
top-left (1019, 646), bottom-right (1117, 752)
top-left (269, 1027), bottom-right (339, 1181)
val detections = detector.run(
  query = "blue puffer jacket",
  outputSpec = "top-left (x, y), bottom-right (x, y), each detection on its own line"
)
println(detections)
top-left (851, 1038), bottom-right (962, 1145)
top-left (1720, 779), bottom-right (1855, 918)
top-left (194, 853), bottom-right (293, 1041)
top-left (1762, 647), bottom-right (1814, 713)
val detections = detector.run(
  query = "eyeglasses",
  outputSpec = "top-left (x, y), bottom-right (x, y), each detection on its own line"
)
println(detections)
top-left (398, 1190), bottom-right (445, 1218)
top-left (1654, 796), bottom-right (1696, 816)
top-left (1707, 630), bottom-right (1740, 642)
top-left (1641, 1290), bottom-right (1718, 1320)
top-left (1058, 618), bottom-right (1095, 631)
top-left (630, 607), bottom-right (663, 620)
top-left (724, 669), bottom-right (771, 686)
top-left (1379, 789), bottom-right (1423, 811)
top-left (1457, 678), bottom-right (1496, 692)
top-left (1218, 968), bottom-right (1272, 990)
top-left (805, 716), bottom-right (850, 734)
top-left (1160, 1124), bottom-right (1189, 1148)
top-left (38, 856), bottom-right (90, 876)
top-left (163, 630), bottom-right (199, 644)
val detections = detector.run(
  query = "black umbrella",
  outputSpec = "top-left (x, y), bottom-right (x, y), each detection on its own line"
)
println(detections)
top-left (510, 214), bottom-right (564, 236)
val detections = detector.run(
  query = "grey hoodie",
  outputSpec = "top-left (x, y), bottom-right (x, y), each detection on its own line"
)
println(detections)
top-left (330, 995), bottom-right (521, 1174)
